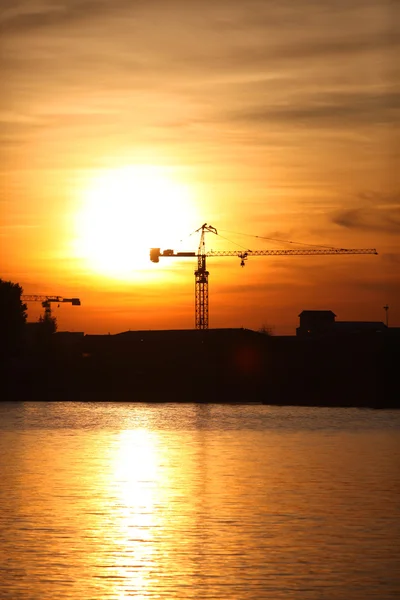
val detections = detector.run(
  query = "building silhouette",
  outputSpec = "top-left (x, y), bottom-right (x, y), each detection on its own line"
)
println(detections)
top-left (296, 310), bottom-right (387, 338)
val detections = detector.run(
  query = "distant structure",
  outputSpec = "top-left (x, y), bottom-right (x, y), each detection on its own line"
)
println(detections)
top-left (383, 304), bottom-right (389, 327)
top-left (297, 310), bottom-right (336, 337)
top-left (296, 310), bottom-right (387, 338)
top-left (22, 295), bottom-right (81, 319)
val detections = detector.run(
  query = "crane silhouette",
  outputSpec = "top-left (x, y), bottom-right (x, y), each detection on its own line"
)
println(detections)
top-left (150, 223), bottom-right (378, 330)
top-left (22, 295), bottom-right (81, 319)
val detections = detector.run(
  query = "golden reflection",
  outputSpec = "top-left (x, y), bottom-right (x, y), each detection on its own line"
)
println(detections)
top-left (110, 429), bottom-right (160, 599)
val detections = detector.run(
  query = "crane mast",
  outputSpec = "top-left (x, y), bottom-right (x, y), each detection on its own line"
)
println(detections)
top-left (150, 225), bottom-right (377, 330)
top-left (195, 223), bottom-right (217, 329)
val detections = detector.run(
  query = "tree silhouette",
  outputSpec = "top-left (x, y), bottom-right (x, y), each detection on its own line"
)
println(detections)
top-left (38, 308), bottom-right (57, 336)
top-left (258, 323), bottom-right (273, 336)
top-left (0, 279), bottom-right (27, 357)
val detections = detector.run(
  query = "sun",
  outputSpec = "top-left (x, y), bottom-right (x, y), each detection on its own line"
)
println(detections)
top-left (73, 165), bottom-right (198, 279)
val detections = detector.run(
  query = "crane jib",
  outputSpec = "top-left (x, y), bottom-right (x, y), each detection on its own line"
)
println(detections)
top-left (22, 296), bottom-right (81, 304)
top-left (208, 249), bottom-right (378, 256)
top-left (150, 248), bottom-right (378, 261)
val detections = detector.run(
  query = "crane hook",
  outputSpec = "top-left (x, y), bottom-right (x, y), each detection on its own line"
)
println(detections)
top-left (239, 252), bottom-right (248, 267)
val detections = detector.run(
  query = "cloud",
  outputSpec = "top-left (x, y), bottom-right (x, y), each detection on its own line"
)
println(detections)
top-left (214, 31), bottom-right (399, 77)
top-left (0, 1), bottom-right (133, 34)
top-left (355, 278), bottom-right (400, 297)
top-left (332, 192), bottom-right (400, 234)
top-left (1, 2), bottom-right (399, 193)
top-left (381, 252), bottom-right (400, 264)
top-left (333, 208), bottom-right (400, 234)
top-left (230, 91), bottom-right (400, 127)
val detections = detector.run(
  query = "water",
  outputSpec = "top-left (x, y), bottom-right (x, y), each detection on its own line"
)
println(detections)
top-left (0, 402), bottom-right (399, 599)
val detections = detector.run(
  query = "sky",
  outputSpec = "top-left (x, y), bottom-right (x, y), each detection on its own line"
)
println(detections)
top-left (1, 0), bottom-right (399, 334)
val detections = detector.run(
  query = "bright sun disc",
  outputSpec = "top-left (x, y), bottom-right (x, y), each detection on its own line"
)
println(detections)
top-left (74, 165), bottom-right (198, 279)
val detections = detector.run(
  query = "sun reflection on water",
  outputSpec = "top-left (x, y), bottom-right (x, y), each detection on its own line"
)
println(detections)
top-left (0, 405), bottom-right (399, 599)
top-left (111, 429), bottom-right (161, 599)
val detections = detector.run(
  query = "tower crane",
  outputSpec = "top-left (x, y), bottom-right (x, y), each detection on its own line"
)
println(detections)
top-left (150, 223), bottom-right (378, 330)
top-left (22, 295), bottom-right (81, 319)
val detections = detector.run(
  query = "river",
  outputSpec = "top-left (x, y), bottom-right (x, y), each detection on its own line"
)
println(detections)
top-left (0, 402), bottom-right (399, 599)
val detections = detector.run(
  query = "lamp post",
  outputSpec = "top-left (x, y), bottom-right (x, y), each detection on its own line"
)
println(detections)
top-left (383, 305), bottom-right (389, 327)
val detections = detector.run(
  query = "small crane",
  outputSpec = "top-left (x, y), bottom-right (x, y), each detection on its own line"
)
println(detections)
top-left (150, 223), bottom-right (378, 330)
top-left (22, 295), bottom-right (81, 319)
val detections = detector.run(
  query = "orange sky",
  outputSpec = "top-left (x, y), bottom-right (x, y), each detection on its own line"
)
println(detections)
top-left (1, 0), bottom-right (399, 334)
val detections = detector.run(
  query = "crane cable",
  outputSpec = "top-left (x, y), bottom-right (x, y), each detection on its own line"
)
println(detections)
top-left (181, 228), bottom-right (248, 251)
top-left (213, 232), bottom-right (249, 251)
top-left (217, 228), bottom-right (340, 250)
top-left (180, 226), bottom-right (340, 252)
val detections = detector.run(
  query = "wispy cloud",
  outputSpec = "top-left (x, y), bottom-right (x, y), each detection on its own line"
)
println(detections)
top-left (0, 1), bottom-right (129, 34)
top-left (332, 192), bottom-right (400, 234)
top-left (231, 92), bottom-right (400, 127)
top-left (333, 207), bottom-right (400, 234)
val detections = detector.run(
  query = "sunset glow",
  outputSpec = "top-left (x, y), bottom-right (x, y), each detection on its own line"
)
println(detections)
top-left (73, 166), bottom-right (198, 279)
top-left (1, 0), bottom-right (399, 333)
